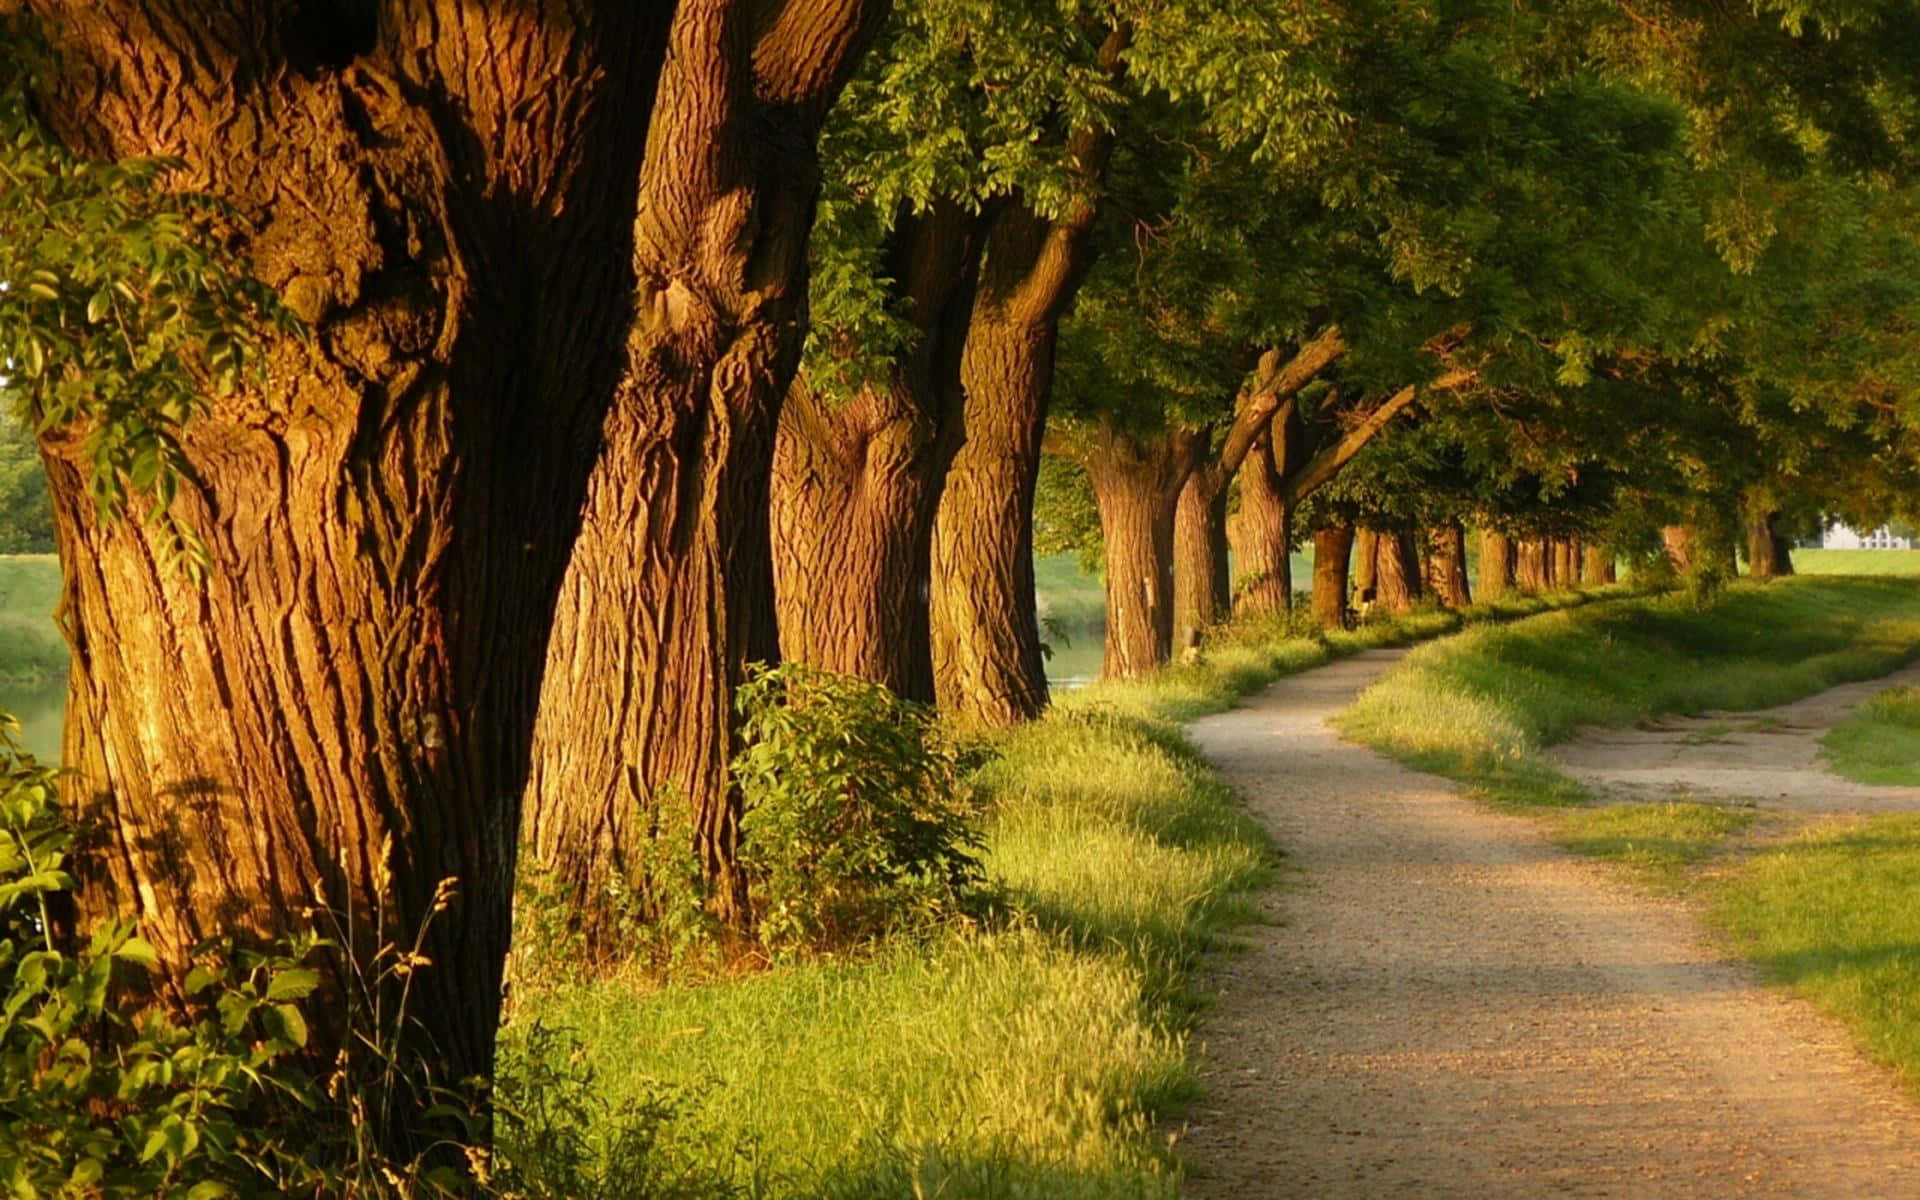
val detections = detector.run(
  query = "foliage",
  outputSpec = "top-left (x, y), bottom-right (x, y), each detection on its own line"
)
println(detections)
top-left (0, 409), bottom-right (51, 553)
top-left (0, 26), bottom-right (295, 573)
top-left (734, 664), bottom-right (985, 954)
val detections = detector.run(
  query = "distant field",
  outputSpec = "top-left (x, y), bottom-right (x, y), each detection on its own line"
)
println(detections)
top-left (0, 554), bottom-right (66, 759)
top-left (1793, 549), bottom-right (1920, 575)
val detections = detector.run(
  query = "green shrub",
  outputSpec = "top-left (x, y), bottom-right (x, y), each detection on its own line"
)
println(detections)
top-left (733, 664), bottom-right (985, 953)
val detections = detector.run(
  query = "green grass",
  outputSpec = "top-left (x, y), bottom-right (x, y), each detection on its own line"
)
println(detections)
top-left (510, 583), bottom-right (1622, 1195)
top-left (1792, 549), bottom-right (1920, 576)
top-left (1554, 801), bottom-right (1757, 890)
top-left (1715, 815), bottom-right (1920, 1089)
top-left (1821, 685), bottom-right (1920, 786)
top-left (1335, 577), bottom-right (1920, 807)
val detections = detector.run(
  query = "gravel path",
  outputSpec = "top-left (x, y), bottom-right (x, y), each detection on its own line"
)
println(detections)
top-left (1179, 649), bottom-right (1920, 1198)
top-left (1549, 659), bottom-right (1920, 811)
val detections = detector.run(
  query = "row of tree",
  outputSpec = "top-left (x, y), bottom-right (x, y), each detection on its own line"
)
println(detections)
top-left (8, 0), bottom-right (1920, 1160)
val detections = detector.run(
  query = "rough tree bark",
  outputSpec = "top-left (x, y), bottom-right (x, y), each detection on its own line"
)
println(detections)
top-left (1515, 538), bottom-right (1551, 592)
top-left (1554, 539), bottom-right (1580, 587)
top-left (1582, 544), bottom-right (1617, 585)
top-left (1479, 530), bottom-right (1514, 600)
top-left (1427, 524), bottom-right (1472, 608)
top-left (1172, 330), bottom-right (1347, 634)
top-left (1077, 426), bottom-right (1197, 679)
top-left (770, 202), bottom-right (980, 700)
top-left (1312, 525), bottom-right (1356, 630)
top-left (1373, 531), bottom-right (1424, 614)
top-left (526, 0), bottom-right (891, 932)
top-left (1225, 429), bottom-right (1291, 618)
top-left (1662, 524), bottom-right (1698, 576)
top-left (1744, 506), bottom-right (1796, 579)
top-left (930, 29), bottom-right (1124, 726)
top-left (27, 0), bottom-right (669, 1125)
top-left (1353, 528), bottom-right (1380, 598)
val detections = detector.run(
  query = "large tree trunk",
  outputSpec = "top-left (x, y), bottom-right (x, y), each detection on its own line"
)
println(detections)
top-left (1662, 524), bottom-right (1698, 576)
top-left (1173, 468), bottom-right (1232, 645)
top-left (526, 1), bottom-right (889, 934)
top-left (770, 203), bottom-right (979, 700)
top-left (1479, 530), bottom-right (1514, 599)
top-left (30, 0), bottom-right (670, 1131)
top-left (1515, 538), bottom-right (1550, 592)
top-left (1352, 528), bottom-right (1380, 598)
top-left (1554, 540), bottom-right (1580, 587)
top-left (1313, 525), bottom-right (1355, 630)
top-left (1427, 524), bottom-right (1472, 608)
top-left (1582, 544), bottom-right (1616, 585)
top-left (929, 45), bottom-right (1121, 725)
top-left (1374, 531), bottom-right (1423, 614)
top-left (1083, 430), bottom-right (1192, 680)
top-left (1745, 507), bottom-right (1795, 579)
top-left (1228, 430), bottom-right (1293, 618)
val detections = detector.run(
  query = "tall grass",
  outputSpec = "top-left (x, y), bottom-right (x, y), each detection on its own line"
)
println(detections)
top-left (510, 586), bottom-right (1617, 1195)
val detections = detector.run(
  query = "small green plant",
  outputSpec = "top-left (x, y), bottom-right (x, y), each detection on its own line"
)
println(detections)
top-left (732, 663), bottom-right (985, 953)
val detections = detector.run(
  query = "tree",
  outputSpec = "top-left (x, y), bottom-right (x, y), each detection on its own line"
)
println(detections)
top-left (0, 413), bottom-right (52, 553)
top-left (522, 0), bottom-right (890, 941)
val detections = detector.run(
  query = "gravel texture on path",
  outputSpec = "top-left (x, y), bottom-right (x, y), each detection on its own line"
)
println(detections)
top-left (1549, 659), bottom-right (1920, 811)
top-left (1179, 649), bottom-right (1920, 1198)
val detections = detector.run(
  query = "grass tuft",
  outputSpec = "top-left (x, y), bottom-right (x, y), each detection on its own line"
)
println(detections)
top-left (1820, 685), bottom-right (1920, 786)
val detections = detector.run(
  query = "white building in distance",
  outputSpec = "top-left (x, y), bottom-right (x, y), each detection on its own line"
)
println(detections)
top-left (1822, 521), bottom-right (1917, 550)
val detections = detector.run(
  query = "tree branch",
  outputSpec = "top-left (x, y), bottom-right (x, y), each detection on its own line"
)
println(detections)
top-left (1215, 325), bottom-right (1346, 478)
top-left (1281, 368), bottom-right (1473, 504)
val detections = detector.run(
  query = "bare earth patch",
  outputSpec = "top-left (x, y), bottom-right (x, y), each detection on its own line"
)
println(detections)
top-left (1550, 659), bottom-right (1920, 811)
top-left (1180, 650), bottom-right (1920, 1197)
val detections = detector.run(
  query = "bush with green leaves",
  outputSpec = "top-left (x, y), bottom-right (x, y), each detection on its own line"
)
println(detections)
top-left (733, 664), bottom-right (986, 953)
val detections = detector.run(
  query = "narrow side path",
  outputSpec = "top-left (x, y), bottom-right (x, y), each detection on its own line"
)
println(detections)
top-left (1550, 657), bottom-right (1920, 810)
top-left (1180, 649), bottom-right (1920, 1198)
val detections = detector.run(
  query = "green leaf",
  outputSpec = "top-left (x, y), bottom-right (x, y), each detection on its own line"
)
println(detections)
top-left (269, 1002), bottom-right (308, 1048)
top-left (115, 935), bottom-right (159, 968)
top-left (264, 965), bottom-right (319, 1001)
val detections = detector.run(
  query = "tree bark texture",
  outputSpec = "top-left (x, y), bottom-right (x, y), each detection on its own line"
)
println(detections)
top-left (770, 203), bottom-right (979, 700)
top-left (929, 39), bottom-right (1121, 724)
top-left (1479, 530), bottom-right (1514, 600)
top-left (1662, 524), bottom-right (1698, 576)
top-left (1373, 531), bottom-right (1423, 614)
top-left (1427, 524), bottom-right (1472, 608)
top-left (1227, 429), bottom-right (1292, 618)
top-left (1582, 544), bottom-right (1617, 585)
top-left (1515, 539), bottom-right (1550, 592)
top-left (1744, 508), bottom-right (1795, 579)
top-left (525, 0), bottom-right (890, 934)
top-left (1173, 467), bottom-right (1232, 642)
top-left (1312, 525), bottom-right (1355, 630)
top-left (1353, 528), bottom-right (1380, 597)
top-left (1083, 428), bottom-right (1194, 680)
top-left (1554, 540), bottom-right (1580, 587)
top-left (29, 1), bottom-right (670, 1110)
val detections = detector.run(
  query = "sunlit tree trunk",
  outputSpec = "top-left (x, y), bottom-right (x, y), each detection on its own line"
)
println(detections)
top-left (1080, 428), bottom-right (1195, 679)
top-left (1427, 523), bottom-right (1472, 608)
top-left (31, 1), bottom-right (670, 1134)
top-left (1744, 506), bottom-right (1795, 580)
top-left (1312, 525), bottom-right (1355, 629)
top-left (1374, 531), bottom-right (1423, 614)
top-left (1661, 524), bottom-right (1698, 576)
top-left (1353, 528), bottom-right (1380, 598)
top-left (1228, 430), bottom-right (1292, 618)
top-left (1582, 544), bottom-right (1616, 585)
top-left (1515, 538), bottom-right (1550, 592)
top-left (771, 203), bottom-right (979, 700)
top-left (527, 0), bottom-right (890, 933)
top-left (1479, 529), bottom-right (1514, 599)
top-left (1174, 468), bottom-right (1232, 642)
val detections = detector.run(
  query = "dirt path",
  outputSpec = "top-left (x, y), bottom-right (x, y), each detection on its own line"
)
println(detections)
top-left (1180, 649), bottom-right (1920, 1198)
top-left (1549, 660), bottom-right (1920, 811)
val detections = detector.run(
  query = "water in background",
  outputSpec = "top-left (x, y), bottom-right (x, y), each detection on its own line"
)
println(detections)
top-left (11, 679), bottom-right (62, 760)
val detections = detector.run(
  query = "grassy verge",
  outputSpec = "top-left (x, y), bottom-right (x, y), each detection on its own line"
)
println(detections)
top-left (1715, 815), bottom-right (1920, 1089)
top-left (1336, 576), bottom-right (1920, 1087)
top-left (509, 588), bottom-right (1620, 1196)
top-left (1820, 685), bottom-right (1920, 786)
top-left (1793, 548), bottom-right (1920, 576)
